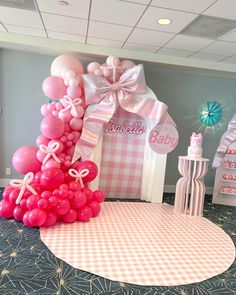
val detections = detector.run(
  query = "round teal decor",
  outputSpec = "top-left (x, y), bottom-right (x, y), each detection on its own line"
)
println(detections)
top-left (199, 101), bottom-right (222, 127)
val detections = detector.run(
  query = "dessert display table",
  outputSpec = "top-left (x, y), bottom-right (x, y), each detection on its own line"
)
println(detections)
top-left (174, 156), bottom-right (209, 216)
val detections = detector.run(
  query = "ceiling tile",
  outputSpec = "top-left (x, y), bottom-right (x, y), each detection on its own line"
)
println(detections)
top-left (0, 7), bottom-right (43, 28)
top-left (200, 40), bottom-right (236, 56)
top-left (37, 0), bottom-right (90, 19)
top-left (88, 20), bottom-right (133, 41)
top-left (127, 28), bottom-right (174, 46)
top-left (87, 37), bottom-right (123, 48)
top-left (123, 42), bottom-right (159, 53)
top-left (41, 13), bottom-right (87, 35)
top-left (120, 0), bottom-right (150, 4)
top-left (203, 0), bottom-right (236, 21)
top-left (90, 0), bottom-right (146, 26)
top-left (190, 52), bottom-right (225, 61)
top-left (165, 35), bottom-right (213, 51)
top-left (137, 6), bottom-right (197, 33)
top-left (48, 31), bottom-right (86, 43)
top-left (151, 0), bottom-right (216, 14)
top-left (220, 56), bottom-right (236, 64)
top-left (156, 47), bottom-right (194, 57)
top-left (6, 25), bottom-right (46, 37)
top-left (220, 29), bottom-right (236, 42)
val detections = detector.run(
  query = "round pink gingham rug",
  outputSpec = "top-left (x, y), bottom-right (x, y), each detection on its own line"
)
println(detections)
top-left (40, 202), bottom-right (235, 286)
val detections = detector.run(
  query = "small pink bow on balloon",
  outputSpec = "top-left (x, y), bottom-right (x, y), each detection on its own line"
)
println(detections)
top-left (60, 96), bottom-right (82, 117)
top-left (72, 64), bottom-right (176, 163)
top-left (40, 142), bottom-right (61, 165)
top-left (68, 168), bottom-right (89, 188)
top-left (10, 172), bottom-right (38, 204)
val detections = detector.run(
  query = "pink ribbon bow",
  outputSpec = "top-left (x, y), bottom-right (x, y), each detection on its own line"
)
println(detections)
top-left (60, 96), bottom-right (82, 117)
top-left (39, 142), bottom-right (61, 165)
top-left (68, 168), bottom-right (89, 188)
top-left (72, 64), bottom-right (175, 163)
top-left (10, 172), bottom-right (38, 204)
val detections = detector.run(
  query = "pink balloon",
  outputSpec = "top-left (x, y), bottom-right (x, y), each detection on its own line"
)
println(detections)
top-left (41, 104), bottom-right (51, 116)
top-left (120, 59), bottom-right (135, 70)
top-left (71, 106), bottom-right (84, 118)
top-left (44, 159), bottom-right (61, 169)
top-left (87, 62), bottom-right (100, 73)
top-left (89, 201), bottom-right (101, 217)
top-left (42, 212), bottom-right (57, 227)
top-left (12, 146), bottom-right (41, 174)
top-left (3, 185), bottom-right (14, 200)
top-left (34, 171), bottom-right (42, 183)
top-left (28, 208), bottom-right (47, 227)
top-left (36, 135), bottom-right (50, 147)
top-left (70, 118), bottom-right (83, 131)
top-left (36, 150), bottom-right (46, 162)
top-left (13, 206), bottom-right (27, 221)
top-left (77, 206), bottom-right (92, 222)
top-left (93, 190), bottom-right (105, 203)
top-left (37, 198), bottom-right (48, 210)
top-left (42, 76), bottom-right (67, 100)
top-left (67, 86), bottom-right (82, 98)
top-left (23, 211), bottom-right (32, 227)
top-left (26, 195), bottom-right (40, 210)
top-left (0, 200), bottom-right (15, 218)
top-left (40, 168), bottom-right (64, 190)
top-left (51, 55), bottom-right (84, 79)
top-left (78, 160), bottom-right (98, 183)
top-left (49, 139), bottom-right (64, 154)
top-left (106, 56), bottom-right (120, 66)
top-left (62, 208), bottom-right (77, 223)
top-left (54, 199), bottom-right (70, 215)
top-left (71, 191), bottom-right (87, 209)
top-left (58, 110), bottom-right (72, 123)
top-left (40, 115), bottom-right (65, 139)
top-left (9, 188), bottom-right (21, 203)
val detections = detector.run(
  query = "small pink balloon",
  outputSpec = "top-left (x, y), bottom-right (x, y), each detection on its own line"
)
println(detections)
top-left (26, 195), bottom-right (40, 210)
top-left (36, 135), bottom-right (50, 147)
top-left (58, 110), bottom-right (72, 123)
top-left (106, 56), bottom-right (120, 66)
top-left (77, 206), bottom-right (92, 222)
top-left (66, 146), bottom-right (75, 157)
top-left (78, 160), bottom-right (98, 183)
top-left (47, 103), bottom-right (55, 111)
top-left (12, 146), bottom-right (41, 174)
top-left (0, 200), bottom-right (15, 218)
top-left (44, 159), bottom-right (61, 169)
top-left (40, 168), bottom-right (64, 190)
top-left (54, 199), bottom-right (70, 216)
top-left (70, 118), bottom-right (83, 131)
top-left (71, 105), bottom-right (84, 118)
top-left (52, 110), bottom-right (59, 117)
top-left (36, 150), bottom-right (46, 162)
top-left (87, 62), bottom-right (100, 73)
top-left (49, 139), bottom-right (64, 154)
top-left (62, 208), bottom-right (77, 223)
top-left (42, 76), bottom-right (67, 100)
top-left (34, 171), bottom-right (42, 183)
top-left (23, 211), bottom-right (32, 227)
top-left (55, 102), bottom-right (63, 110)
top-left (41, 104), bottom-right (50, 116)
top-left (66, 86), bottom-right (82, 98)
top-left (42, 212), bottom-right (57, 227)
top-left (72, 191), bottom-right (87, 209)
top-left (66, 141), bottom-right (73, 148)
top-left (28, 208), bottom-right (47, 227)
top-left (13, 206), bottom-right (27, 221)
top-left (40, 115), bottom-right (65, 139)
top-left (89, 201), bottom-right (101, 217)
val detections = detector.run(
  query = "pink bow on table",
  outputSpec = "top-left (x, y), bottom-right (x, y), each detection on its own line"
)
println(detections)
top-left (72, 64), bottom-right (175, 163)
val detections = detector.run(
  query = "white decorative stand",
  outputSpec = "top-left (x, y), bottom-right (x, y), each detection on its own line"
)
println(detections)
top-left (174, 156), bottom-right (209, 216)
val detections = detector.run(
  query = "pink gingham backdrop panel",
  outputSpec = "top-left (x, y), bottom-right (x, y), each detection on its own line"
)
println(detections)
top-left (40, 203), bottom-right (235, 286)
top-left (99, 107), bottom-right (146, 198)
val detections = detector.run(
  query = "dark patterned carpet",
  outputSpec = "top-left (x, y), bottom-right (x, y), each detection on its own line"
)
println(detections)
top-left (0, 189), bottom-right (235, 295)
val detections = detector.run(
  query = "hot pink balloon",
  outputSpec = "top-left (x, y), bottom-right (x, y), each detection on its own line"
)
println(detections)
top-left (77, 206), bottom-right (92, 222)
top-left (42, 76), bottom-right (67, 100)
top-left (0, 200), bottom-right (15, 218)
top-left (44, 159), bottom-right (61, 169)
top-left (28, 208), bottom-right (47, 227)
top-left (40, 115), bottom-right (65, 139)
top-left (62, 208), bottom-right (77, 223)
top-left (58, 110), bottom-right (72, 123)
top-left (51, 55), bottom-right (84, 79)
top-left (42, 212), bottom-right (57, 227)
top-left (13, 206), bottom-right (27, 221)
top-left (12, 146), bottom-right (41, 174)
top-left (70, 118), bottom-right (83, 131)
top-left (36, 135), bottom-right (50, 147)
top-left (78, 160), bottom-right (98, 183)
top-left (40, 168), bottom-right (64, 190)
top-left (89, 201), bottom-right (101, 217)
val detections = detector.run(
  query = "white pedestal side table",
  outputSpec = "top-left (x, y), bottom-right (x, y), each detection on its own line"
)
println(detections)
top-left (174, 156), bottom-right (209, 217)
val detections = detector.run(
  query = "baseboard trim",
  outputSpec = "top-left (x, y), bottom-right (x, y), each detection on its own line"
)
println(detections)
top-left (164, 185), bottom-right (213, 195)
top-left (0, 179), bottom-right (214, 195)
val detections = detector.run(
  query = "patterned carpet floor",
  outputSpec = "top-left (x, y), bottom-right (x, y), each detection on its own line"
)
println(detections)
top-left (0, 189), bottom-right (235, 295)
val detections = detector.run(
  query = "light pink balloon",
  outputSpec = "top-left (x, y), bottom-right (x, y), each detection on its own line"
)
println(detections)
top-left (106, 56), bottom-right (120, 66)
top-left (12, 146), bottom-right (41, 174)
top-left (40, 104), bottom-right (50, 116)
top-left (51, 55), bottom-right (84, 79)
top-left (58, 110), bottom-right (72, 123)
top-left (40, 115), bottom-right (65, 139)
top-left (87, 62), bottom-right (100, 74)
top-left (70, 118), bottom-right (83, 131)
top-left (120, 59), bottom-right (135, 70)
top-left (55, 102), bottom-right (63, 110)
top-left (66, 86), bottom-right (82, 98)
top-left (42, 76), bottom-right (67, 100)
top-left (36, 135), bottom-right (50, 147)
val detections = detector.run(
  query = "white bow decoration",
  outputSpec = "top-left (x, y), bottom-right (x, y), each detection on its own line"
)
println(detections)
top-left (60, 96), bottom-right (82, 117)
top-left (10, 172), bottom-right (38, 204)
top-left (68, 168), bottom-right (89, 188)
top-left (39, 142), bottom-right (61, 165)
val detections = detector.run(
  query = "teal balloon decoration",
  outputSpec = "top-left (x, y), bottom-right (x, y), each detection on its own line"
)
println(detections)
top-left (199, 101), bottom-right (222, 127)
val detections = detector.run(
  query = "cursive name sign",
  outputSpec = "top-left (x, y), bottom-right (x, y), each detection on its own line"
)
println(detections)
top-left (104, 119), bottom-right (145, 135)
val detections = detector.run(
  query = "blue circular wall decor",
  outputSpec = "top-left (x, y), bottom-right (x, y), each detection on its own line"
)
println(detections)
top-left (199, 101), bottom-right (222, 127)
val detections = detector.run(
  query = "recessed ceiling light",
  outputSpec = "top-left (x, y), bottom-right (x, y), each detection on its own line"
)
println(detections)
top-left (157, 18), bottom-right (172, 25)
top-left (58, 0), bottom-right (69, 6)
